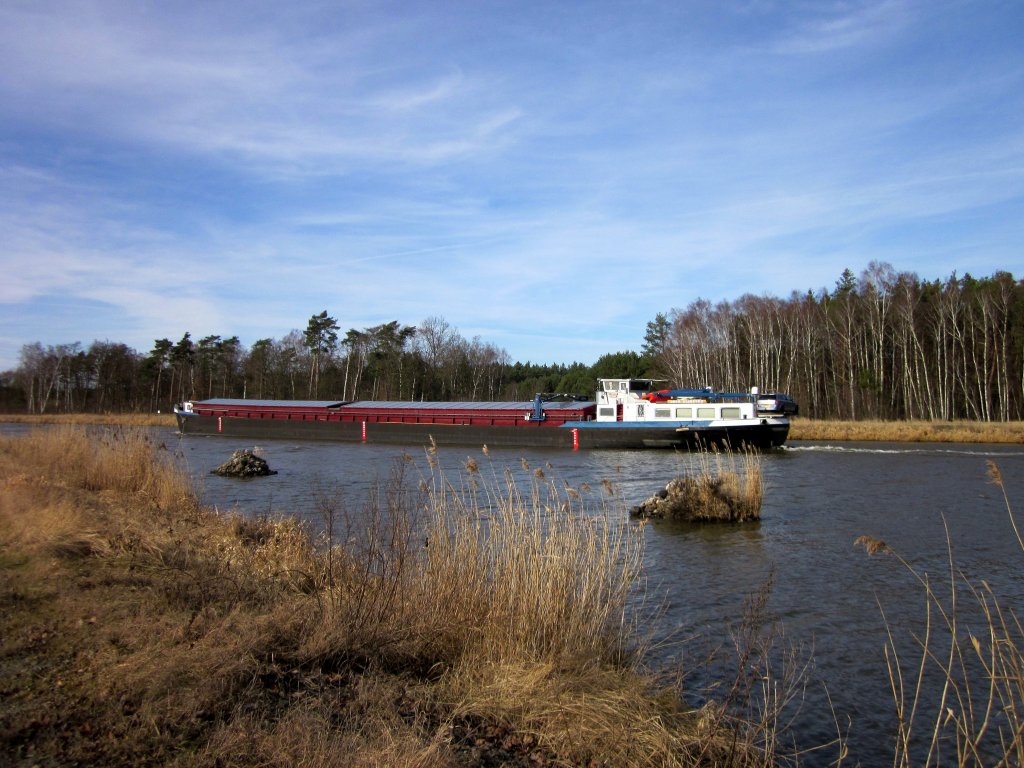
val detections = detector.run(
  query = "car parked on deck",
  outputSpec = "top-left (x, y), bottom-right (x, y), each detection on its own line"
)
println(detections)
top-left (756, 392), bottom-right (799, 416)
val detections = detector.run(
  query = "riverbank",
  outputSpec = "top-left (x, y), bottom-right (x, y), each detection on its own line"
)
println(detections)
top-left (2, 412), bottom-right (1023, 443)
top-left (0, 426), bottom-right (775, 766)
top-left (789, 419), bottom-right (1024, 443)
top-left (0, 412), bottom-right (176, 427)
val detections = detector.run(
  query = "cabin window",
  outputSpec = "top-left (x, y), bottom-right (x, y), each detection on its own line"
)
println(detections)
top-left (697, 407), bottom-right (715, 418)
top-left (675, 407), bottom-right (693, 418)
top-left (599, 407), bottom-right (615, 417)
top-left (721, 407), bottom-right (741, 418)
top-left (654, 408), bottom-right (671, 418)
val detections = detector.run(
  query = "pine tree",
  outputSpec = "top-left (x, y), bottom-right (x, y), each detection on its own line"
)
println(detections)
top-left (303, 311), bottom-right (339, 398)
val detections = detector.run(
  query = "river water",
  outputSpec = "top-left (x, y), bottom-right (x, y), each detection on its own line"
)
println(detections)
top-left (9, 423), bottom-right (1024, 764)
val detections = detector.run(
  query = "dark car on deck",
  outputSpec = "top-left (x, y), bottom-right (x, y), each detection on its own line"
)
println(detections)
top-left (756, 392), bottom-right (799, 416)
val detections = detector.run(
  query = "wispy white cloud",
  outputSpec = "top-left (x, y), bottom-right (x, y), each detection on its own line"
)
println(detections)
top-left (768, 0), bottom-right (913, 54)
top-left (0, 2), bottom-right (521, 173)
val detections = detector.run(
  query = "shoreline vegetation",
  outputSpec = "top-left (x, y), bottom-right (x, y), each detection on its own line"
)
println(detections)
top-left (4, 427), bottom-right (1024, 764)
top-left (789, 418), bottom-right (1024, 443)
top-left (0, 426), bottom-right (791, 766)
top-left (1, 412), bottom-right (1022, 443)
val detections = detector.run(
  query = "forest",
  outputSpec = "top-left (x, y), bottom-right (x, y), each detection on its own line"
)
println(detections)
top-left (3, 263), bottom-right (1023, 421)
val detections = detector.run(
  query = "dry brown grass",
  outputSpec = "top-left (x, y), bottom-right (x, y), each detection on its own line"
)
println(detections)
top-left (791, 419), bottom-right (1024, 443)
top-left (632, 448), bottom-right (764, 523)
top-left (0, 411), bottom-right (176, 427)
top-left (689, 448), bottom-right (763, 522)
top-left (0, 426), bottom-right (788, 766)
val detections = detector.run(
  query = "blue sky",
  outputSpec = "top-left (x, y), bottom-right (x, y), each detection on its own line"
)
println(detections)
top-left (1, 0), bottom-right (1022, 371)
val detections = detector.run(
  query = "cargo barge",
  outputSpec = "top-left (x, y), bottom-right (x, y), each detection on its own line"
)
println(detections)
top-left (174, 378), bottom-right (792, 450)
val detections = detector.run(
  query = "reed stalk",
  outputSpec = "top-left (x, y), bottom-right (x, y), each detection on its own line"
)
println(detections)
top-left (857, 461), bottom-right (1024, 766)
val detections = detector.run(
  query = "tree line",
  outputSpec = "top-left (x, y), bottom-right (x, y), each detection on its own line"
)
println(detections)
top-left (1, 315), bottom-right (614, 415)
top-left (3, 263), bottom-right (1022, 421)
top-left (643, 263), bottom-right (1024, 421)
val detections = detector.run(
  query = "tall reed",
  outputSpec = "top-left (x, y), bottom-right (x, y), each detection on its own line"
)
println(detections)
top-left (420, 461), bottom-right (643, 666)
top-left (857, 461), bottom-right (1024, 766)
top-left (303, 451), bottom-right (644, 672)
top-left (4, 425), bottom-right (193, 510)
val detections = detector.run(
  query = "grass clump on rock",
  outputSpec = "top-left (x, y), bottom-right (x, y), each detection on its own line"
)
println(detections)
top-left (212, 447), bottom-right (276, 477)
top-left (632, 447), bottom-right (764, 523)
